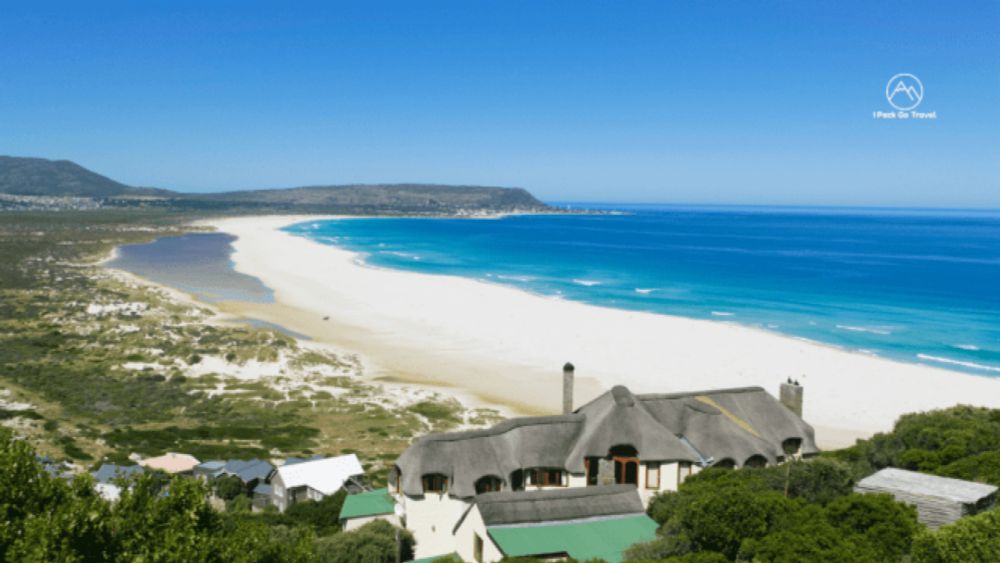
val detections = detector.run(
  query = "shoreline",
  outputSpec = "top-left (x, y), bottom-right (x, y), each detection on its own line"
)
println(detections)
top-left (193, 214), bottom-right (1000, 449)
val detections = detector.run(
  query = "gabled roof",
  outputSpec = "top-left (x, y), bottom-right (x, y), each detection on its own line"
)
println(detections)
top-left (222, 458), bottom-right (273, 482)
top-left (394, 384), bottom-right (817, 498)
top-left (273, 454), bottom-right (363, 495)
top-left (339, 488), bottom-right (396, 520)
top-left (93, 463), bottom-right (145, 484)
top-left (476, 484), bottom-right (645, 526)
top-left (856, 468), bottom-right (998, 504)
top-left (282, 454), bottom-right (324, 466)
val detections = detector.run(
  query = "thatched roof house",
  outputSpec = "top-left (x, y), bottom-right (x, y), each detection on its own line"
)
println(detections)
top-left (855, 468), bottom-right (998, 528)
top-left (393, 384), bottom-right (817, 499)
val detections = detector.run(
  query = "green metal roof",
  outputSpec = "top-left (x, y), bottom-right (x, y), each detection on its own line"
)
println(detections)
top-left (406, 554), bottom-right (458, 563)
top-left (488, 514), bottom-right (657, 563)
top-left (338, 488), bottom-right (395, 520)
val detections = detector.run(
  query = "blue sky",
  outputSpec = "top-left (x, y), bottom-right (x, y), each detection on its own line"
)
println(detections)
top-left (1, 1), bottom-right (998, 206)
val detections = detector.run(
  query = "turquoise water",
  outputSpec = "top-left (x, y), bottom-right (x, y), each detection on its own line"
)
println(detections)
top-left (285, 205), bottom-right (1000, 377)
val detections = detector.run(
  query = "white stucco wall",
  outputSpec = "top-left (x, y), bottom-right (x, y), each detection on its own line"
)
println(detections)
top-left (270, 473), bottom-right (288, 512)
top-left (454, 506), bottom-right (505, 563)
top-left (401, 493), bottom-right (471, 559)
top-left (638, 461), bottom-right (682, 505)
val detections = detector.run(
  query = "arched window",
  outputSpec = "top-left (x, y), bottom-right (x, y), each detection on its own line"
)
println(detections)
top-left (782, 438), bottom-right (802, 456)
top-left (744, 455), bottom-right (768, 468)
top-left (475, 475), bottom-right (503, 494)
top-left (713, 458), bottom-right (736, 469)
top-left (421, 473), bottom-right (448, 494)
top-left (510, 469), bottom-right (525, 491)
top-left (609, 445), bottom-right (640, 486)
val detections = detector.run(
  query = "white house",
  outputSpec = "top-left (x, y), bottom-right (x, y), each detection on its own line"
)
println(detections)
top-left (390, 371), bottom-right (816, 560)
top-left (269, 454), bottom-right (364, 512)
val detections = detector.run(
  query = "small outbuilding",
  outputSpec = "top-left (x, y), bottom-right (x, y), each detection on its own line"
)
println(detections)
top-left (855, 467), bottom-right (998, 529)
top-left (339, 488), bottom-right (399, 531)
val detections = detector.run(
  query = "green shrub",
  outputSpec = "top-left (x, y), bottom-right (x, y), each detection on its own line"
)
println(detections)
top-left (911, 508), bottom-right (1000, 563)
top-left (313, 519), bottom-right (414, 563)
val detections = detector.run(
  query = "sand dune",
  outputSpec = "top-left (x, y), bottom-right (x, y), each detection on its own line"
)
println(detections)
top-left (207, 215), bottom-right (1000, 448)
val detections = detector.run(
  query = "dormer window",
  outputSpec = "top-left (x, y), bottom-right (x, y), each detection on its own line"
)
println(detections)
top-left (422, 474), bottom-right (448, 493)
top-left (475, 475), bottom-right (503, 494)
top-left (527, 468), bottom-right (565, 487)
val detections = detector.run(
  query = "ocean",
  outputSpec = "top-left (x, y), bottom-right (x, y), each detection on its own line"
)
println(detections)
top-left (284, 205), bottom-right (1000, 377)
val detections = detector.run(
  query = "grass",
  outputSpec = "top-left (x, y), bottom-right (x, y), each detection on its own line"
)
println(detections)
top-left (0, 209), bottom-right (499, 482)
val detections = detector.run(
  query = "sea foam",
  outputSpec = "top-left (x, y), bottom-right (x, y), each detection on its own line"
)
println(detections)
top-left (836, 325), bottom-right (893, 336)
top-left (917, 354), bottom-right (1000, 373)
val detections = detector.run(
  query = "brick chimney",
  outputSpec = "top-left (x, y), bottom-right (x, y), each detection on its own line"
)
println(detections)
top-left (779, 379), bottom-right (804, 417)
top-left (562, 362), bottom-right (575, 414)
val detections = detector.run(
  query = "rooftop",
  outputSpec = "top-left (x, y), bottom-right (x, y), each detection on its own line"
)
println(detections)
top-left (93, 463), bottom-right (145, 484)
top-left (339, 488), bottom-right (396, 520)
top-left (856, 468), bottom-right (999, 504)
top-left (274, 454), bottom-right (363, 495)
top-left (394, 384), bottom-right (817, 498)
top-left (475, 484), bottom-right (645, 526)
top-left (139, 452), bottom-right (200, 474)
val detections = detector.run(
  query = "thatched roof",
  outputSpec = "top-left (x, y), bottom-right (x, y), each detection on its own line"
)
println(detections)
top-left (394, 384), bottom-right (817, 498)
top-left (475, 485), bottom-right (644, 526)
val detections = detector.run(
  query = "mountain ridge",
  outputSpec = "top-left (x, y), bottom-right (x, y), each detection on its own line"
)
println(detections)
top-left (0, 156), bottom-right (550, 213)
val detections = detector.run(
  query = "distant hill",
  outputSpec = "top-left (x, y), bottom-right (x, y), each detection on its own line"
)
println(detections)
top-left (0, 156), bottom-right (551, 214)
top-left (189, 184), bottom-right (547, 213)
top-left (0, 156), bottom-right (171, 198)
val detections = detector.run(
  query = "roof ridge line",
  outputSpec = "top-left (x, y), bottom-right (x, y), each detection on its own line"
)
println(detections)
top-left (417, 413), bottom-right (586, 443)
top-left (638, 386), bottom-right (766, 400)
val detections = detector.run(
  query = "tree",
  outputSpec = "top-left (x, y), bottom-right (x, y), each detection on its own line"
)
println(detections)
top-left (823, 493), bottom-right (919, 561)
top-left (283, 490), bottom-right (347, 536)
top-left (0, 429), bottom-right (313, 562)
top-left (643, 470), bottom-right (795, 560)
top-left (106, 473), bottom-right (223, 561)
top-left (313, 519), bottom-right (414, 563)
top-left (215, 474), bottom-right (248, 500)
top-left (639, 465), bottom-right (920, 562)
top-left (911, 508), bottom-right (1000, 563)
top-left (829, 405), bottom-right (1000, 485)
top-left (739, 505), bottom-right (878, 562)
top-left (0, 429), bottom-right (112, 561)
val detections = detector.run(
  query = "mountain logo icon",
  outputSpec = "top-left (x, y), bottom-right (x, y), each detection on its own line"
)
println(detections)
top-left (885, 73), bottom-right (924, 111)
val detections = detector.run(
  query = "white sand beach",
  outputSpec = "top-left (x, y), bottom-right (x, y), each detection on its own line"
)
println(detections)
top-left (207, 215), bottom-right (1000, 448)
